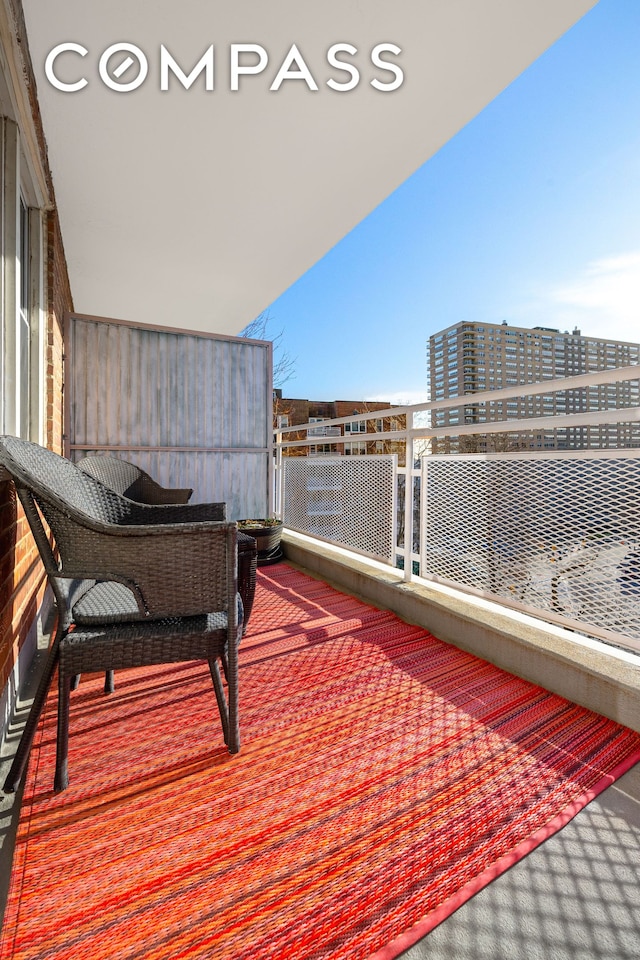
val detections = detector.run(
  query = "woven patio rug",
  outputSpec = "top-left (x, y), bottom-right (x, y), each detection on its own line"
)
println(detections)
top-left (2, 564), bottom-right (640, 960)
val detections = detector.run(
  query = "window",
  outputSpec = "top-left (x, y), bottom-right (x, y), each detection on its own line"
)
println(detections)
top-left (344, 441), bottom-right (367, 455)
top-left (1, 117), bottom-right (44, 440)
top-left (276, 414), bottom-right (289, 428)
top-left (344, 420), bottom-right (366, 433)
top-left (18, 198), bottom-right (31, 438)
top-left (309, 443), bottom-right (334, 456)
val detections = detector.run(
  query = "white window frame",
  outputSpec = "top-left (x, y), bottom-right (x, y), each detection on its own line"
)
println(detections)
top-left (309, 443), bottom-right (335, 456)
top-left (344, 419), bottom-right (366, 434)
top-left (344, 440), bottom-right (367, 456)
top-left (1, 117), bottom-right (45, 441)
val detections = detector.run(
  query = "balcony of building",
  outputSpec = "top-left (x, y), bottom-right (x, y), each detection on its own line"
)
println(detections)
top-left (2, 367), bottom-right (639, 959)
top-left (2, 2), bottom-right (638, 957)
top-left (306, 425), bottom-right (343, 439)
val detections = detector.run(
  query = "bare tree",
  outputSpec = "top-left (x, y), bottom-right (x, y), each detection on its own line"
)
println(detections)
top-left (240, 312), bottom-right (297, 388)
top-left (272, 396), bottom-right (310, 457)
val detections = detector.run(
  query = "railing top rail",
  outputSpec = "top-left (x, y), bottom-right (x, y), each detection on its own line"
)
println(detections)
top-left (273, 364), bottom-right (640, 436)
top-left (425, 446), bottom-right (640, 461)
top-left (276, 405), bottom-right (640, 449)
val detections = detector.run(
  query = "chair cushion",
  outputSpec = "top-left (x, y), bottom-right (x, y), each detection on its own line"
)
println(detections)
top-left (59, 602), bottom-right (243, 676)
top-left (72, 582), bottom-right (244, 628)
top-left (72, 581), bottom-right (146, 624)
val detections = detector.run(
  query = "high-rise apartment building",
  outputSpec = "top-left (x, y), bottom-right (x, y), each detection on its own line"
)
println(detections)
top-left (427, 321), bottom-right (640, 451)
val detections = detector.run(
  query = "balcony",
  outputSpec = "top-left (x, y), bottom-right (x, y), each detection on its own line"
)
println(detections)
top-left (1, 368), bottom-right (640, 959)
top-left (3, 4), bottom-right (638, 955)
top-left (306, 425), bottom-right (343, 438)
top-left (1, 537), bottom-right (639, 959)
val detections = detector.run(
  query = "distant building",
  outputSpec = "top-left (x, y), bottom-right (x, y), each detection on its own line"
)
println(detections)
top-left (427, 322), bottom-right (640, 452)
top-left (273, 395), bottom-right (404, 458)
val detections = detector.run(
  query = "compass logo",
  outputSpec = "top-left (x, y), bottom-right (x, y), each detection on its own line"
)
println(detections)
top-left (44, 42), bottom-right (404, 93)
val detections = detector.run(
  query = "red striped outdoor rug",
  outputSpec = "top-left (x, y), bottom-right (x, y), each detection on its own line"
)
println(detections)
top-left (2, 563), bottom-right (640, 960)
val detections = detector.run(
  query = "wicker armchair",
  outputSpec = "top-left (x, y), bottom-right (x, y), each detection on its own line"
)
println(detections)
top-left (77, 454), bottom-right (194, 504)
top-left (77, 454), bottom-right (257, 626)
top-left (0, 435), bottom-right (241, 792)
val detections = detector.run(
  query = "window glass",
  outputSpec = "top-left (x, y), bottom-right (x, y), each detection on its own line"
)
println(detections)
top-left (18, 199), bottom-right (31, 437)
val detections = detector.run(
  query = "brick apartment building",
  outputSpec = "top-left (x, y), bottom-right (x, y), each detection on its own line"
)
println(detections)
top-left (273, 394), bottom-right (405, 458)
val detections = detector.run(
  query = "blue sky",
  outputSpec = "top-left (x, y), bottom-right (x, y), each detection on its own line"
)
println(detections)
top-left (264, 0), bottom-right (640, 403)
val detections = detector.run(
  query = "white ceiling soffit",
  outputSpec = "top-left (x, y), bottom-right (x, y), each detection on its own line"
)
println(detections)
top-left (22, 1), bottom-right (597, 336)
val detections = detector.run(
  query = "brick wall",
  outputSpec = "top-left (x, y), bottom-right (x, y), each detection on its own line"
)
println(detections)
top-left (275, 397), bottom-right (404, 458)
top-left (0, 205), bottom-right (71, 701)
top-left (46, 211), bottom-right (70, 453)
top-left (0, 3), bottom-right (72, 711)
top-left (0, 483), bottom-right (49, 696)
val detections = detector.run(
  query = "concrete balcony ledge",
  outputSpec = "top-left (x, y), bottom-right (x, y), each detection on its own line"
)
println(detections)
top-left (282, 529), bottom-right (640, 737)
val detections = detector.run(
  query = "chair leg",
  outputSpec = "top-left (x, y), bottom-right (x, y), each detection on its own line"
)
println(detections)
top-left (72, 670), bottom-right (115, 693)
top-left (226, 660), bottom-right (240, 756)
top-left (2, 625), bottom-right (65, 794)
top-left (209, 658), bottom-right (230, 747)
top-left (54, 671), bottom-right (73, 792)
top-left (214, 639), bottom-right (240, 755)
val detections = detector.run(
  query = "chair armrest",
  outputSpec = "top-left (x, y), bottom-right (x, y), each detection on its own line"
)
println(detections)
top-left (56, 519), bottom-right (239, 619)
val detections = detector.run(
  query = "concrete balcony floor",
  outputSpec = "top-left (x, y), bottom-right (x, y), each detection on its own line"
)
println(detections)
top-left (1, 537), bottom-right (639, 959)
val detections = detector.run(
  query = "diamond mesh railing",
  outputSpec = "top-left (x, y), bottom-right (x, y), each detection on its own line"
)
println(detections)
top-left (282, 455), bottom-right (396, 562)
top-left (273, 365), bottom-right (640, 653)
top-left (421, 451), bottom-right (640, 650)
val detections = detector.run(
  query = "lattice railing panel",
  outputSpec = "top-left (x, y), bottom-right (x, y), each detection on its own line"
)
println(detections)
top-left (283, 456), bottom-right (396, 563)
top-left (421, 453), bottom-right (640, 648)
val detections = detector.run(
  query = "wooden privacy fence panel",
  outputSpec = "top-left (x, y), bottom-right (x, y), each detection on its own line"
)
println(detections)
top-left (65, 314), bottom-right (272, 519)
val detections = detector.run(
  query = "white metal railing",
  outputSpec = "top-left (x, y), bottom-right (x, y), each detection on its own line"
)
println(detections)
top-left (273, 366), bottom-right (640, 654)
top-left (282, 455), bottom-right (396, 561)
top-left (421, 450), bottom-right (640, 651)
